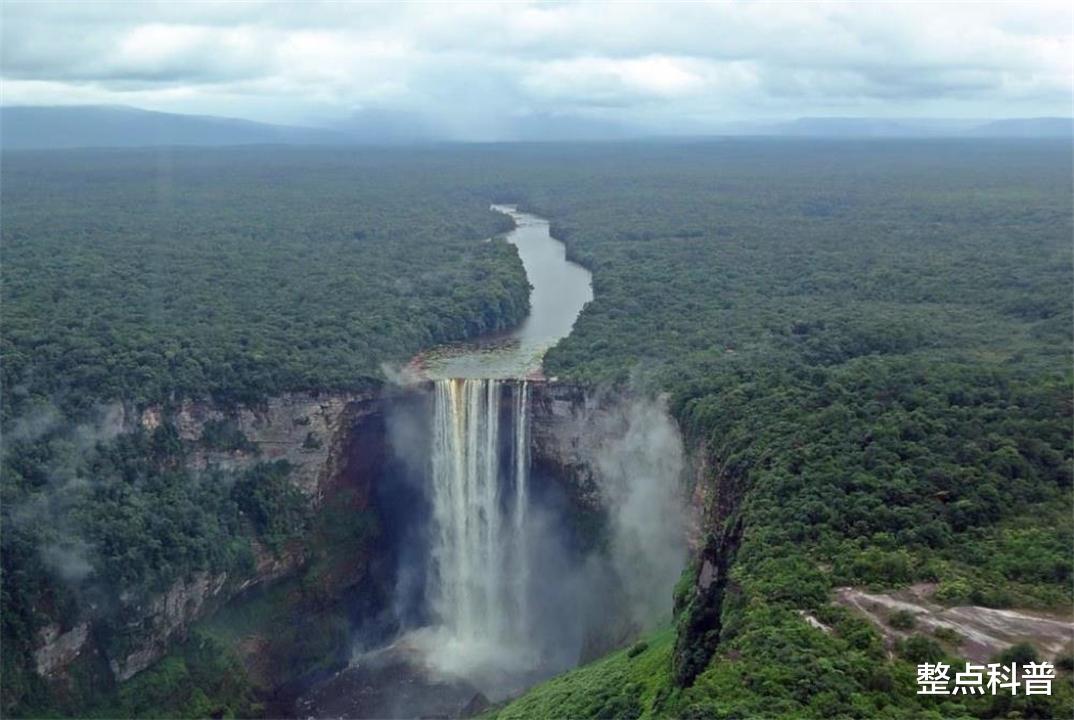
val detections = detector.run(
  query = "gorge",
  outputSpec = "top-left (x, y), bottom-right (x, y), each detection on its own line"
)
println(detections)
top-left (17, 205), bottom-right (689, 717)
top-left (6, 141), bottom-right (1071, 720)
top-left (294, 207), bottom-right (687, 717)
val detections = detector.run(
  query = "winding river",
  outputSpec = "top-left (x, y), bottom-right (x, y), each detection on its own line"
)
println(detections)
top-left (420, 205), bottom-right (593, 379)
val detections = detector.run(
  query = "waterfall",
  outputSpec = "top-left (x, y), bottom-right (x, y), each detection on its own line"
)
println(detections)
top-left (429, 378), bottom-right (531, 648)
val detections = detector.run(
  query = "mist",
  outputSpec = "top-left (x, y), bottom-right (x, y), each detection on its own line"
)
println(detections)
top-left (374, 381), bottom-right (687, 700)
top-left (2, 401), bottom-right (130, 587)
top-left (590, 394), bottom-right (688, 629)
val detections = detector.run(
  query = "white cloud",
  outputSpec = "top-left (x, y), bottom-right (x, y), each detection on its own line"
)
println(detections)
top-left (1, 1), bottom-right (1070, 130)
top-left (522, 56), bottom-right (708, 105)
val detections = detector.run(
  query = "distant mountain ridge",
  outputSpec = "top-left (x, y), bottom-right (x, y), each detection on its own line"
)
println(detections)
top-left (2, 105), bottom-right (1070, 149)
top-left (764, 116), bottom-right (1073, 138)
top-left (966, 117), bottom-right (1074, 137)
top-left (0, 105), bottom-right (347, 150)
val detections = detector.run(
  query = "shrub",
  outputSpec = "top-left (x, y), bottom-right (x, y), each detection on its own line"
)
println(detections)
top-left (898, 635), bottom-right (946, 664)
top-left (997, 642), bottom-right (1039, 666)
top-left (887, 609), bottom-right (917, 630)
top-left (932, 626), bottom-right (961, 645)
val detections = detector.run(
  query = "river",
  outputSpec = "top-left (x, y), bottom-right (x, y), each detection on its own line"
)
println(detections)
top-left (420, 205), bottom-right (593, 379)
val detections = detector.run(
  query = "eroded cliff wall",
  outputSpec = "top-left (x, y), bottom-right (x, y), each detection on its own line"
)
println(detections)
top-left (33, 391), bottom-right (386, 685)
top-left (529, 382), bottom-right (692, 661)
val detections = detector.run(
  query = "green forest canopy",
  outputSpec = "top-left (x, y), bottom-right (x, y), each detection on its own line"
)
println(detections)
top-left (1, 147), bottom-right (530, 417)
top-left (2, 140), bottom-right (1071, 718)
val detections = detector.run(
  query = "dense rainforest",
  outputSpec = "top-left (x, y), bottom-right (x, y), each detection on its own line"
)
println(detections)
top-left (2, 149), bottom-right (531, 418)
top-left (2, 141), bottom-right (1071, 718)
top-left (0, 149), bottom-right (531, 715)
top-left (487, 140), bottom-right (1074, 719)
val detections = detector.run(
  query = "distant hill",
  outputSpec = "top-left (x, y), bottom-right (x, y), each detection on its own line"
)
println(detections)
top-left (2, 105), bottom-right (1070, 149)
top-left (0, 106), bottom-right (347, 150)
top-left (967, 117), bottom-right (1074, 138)
top-left (1, 105), bottom-right (634, 148)
top-left (770, 117), bottom-right (982, 137)
top-left (752, 117), bottom-right (1072, 139)
top-left (499, 112), bottom-right (633, 142)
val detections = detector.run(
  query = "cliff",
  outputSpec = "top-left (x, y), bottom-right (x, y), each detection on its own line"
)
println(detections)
top-left (147, 391), bottom-right (377, 503)
top-left (529, 382), bottom-right (607, 534)
top-left (33, 390), bottom-right (384, 685)
top-left (32, 379), bottom-right (698, 708)
top-left (671, 445), bottom-right (746, 686)
top-left (529, 381), bottom-right (695, 663)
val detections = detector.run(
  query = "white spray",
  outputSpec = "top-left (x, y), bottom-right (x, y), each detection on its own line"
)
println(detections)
top-left (427, 378), bottom-right (531, 657)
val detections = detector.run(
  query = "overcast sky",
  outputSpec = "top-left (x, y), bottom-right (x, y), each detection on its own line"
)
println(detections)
top-left (2, 1), bottom-right (1071, 137)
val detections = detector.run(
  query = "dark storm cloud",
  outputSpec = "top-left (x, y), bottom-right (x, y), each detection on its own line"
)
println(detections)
top-left (1, 1), bottom-right (1070, 132)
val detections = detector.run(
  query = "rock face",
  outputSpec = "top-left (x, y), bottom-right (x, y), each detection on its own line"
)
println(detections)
top-left (529, 382), bottom-right (614, 525)
top-left (34, 623), bottom-right (90, 677)
top-left (34, 390), bottom-right (385, 686)
top-left (529, 381), bottom-right (696, 545)
top-left (529, 381), bottom-right (692, 664)
top-left (34, 381), bottom-right (693, 694)
top-left (157, 391), bottom-right (378, 503)
top-left (111, 571), bottom-right (230, 681)
top-left (672, 446), bottom-right (746, 687)
top-left (836, 585), bottom-right (1074, 662)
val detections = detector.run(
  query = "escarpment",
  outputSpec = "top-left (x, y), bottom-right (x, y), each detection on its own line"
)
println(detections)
top-left (31, 382), bottom-right (625, 696)
top-left (671, 445), bottom-right (747, 688)
top-left (31, 390), bottom-right (386, 686)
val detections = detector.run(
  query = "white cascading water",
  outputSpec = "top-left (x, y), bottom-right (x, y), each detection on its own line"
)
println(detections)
top-left (429, 378), bottom-right (530, 654)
